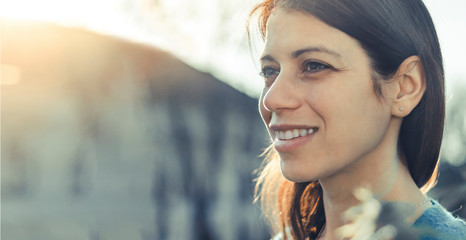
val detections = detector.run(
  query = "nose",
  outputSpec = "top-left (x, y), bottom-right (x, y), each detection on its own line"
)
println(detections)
top-left (262, 73), bottom-right (300, 112)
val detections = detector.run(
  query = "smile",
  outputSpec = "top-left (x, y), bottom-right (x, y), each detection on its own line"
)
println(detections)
top-left (275, 128), bottom-right (317, 140)
top-left (270, 126), bottom-right (318, 152)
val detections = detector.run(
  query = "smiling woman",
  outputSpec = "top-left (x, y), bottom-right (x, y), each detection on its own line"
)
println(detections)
top-left (249, 0), bottom-right (466, 240)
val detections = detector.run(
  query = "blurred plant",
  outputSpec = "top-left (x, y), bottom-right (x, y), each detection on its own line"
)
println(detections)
top-left (336, 188), bottom-right (388, 240)
top-left (336, 188), bottom-right (437, 240)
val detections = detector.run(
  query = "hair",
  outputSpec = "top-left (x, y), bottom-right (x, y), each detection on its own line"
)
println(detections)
top-left (248, 0), bottom-right (445, 239)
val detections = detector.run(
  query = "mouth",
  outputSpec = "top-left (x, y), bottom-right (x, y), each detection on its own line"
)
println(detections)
top-left (273, 127), bottom-right (318, 141)
top-left (269, 125), bottom-right (319, 152)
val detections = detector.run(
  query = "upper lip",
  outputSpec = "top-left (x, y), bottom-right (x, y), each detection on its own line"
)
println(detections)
top-left (269, 124), bottom-right (317, 131)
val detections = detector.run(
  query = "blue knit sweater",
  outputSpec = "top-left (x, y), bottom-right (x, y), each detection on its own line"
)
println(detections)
top-left (413, 200), bottom-right (466, 240)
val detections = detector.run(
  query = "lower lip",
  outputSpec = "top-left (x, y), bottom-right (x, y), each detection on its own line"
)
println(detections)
top-left (273, 131), bottom-right (317, 152)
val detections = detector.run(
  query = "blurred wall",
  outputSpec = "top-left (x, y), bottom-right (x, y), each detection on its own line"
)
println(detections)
top-left (1, 20), bottom-right (270, 240)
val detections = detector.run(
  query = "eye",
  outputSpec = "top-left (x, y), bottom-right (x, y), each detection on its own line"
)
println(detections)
top-left (302, 60), bottom-right (332, 73)
top-left (260, 67), bottom-right (279, 78)
top-left (259, 66), bottom-right (279, 84)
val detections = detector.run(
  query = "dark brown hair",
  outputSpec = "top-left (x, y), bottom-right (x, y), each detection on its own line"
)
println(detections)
top-left (249, 0), bottom-right (445, 239)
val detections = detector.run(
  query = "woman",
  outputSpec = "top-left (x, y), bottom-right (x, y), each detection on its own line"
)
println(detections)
top-left (248, 0), bottom-right (466, 239)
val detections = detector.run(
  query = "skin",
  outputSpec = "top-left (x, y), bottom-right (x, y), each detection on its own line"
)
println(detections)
top-left (259, 8), bottom-right (430, 239)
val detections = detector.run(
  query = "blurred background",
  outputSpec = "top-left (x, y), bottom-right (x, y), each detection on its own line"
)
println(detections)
top-left (1, 0), bottom-right (465, 240)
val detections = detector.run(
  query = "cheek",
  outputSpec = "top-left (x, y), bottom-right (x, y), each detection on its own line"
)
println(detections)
top-left (323, 77), bottom-right (383, 120)
top-left (329, 92), bottom-right (391, 158)
top-left (316, 78), bottom-right (390, 147)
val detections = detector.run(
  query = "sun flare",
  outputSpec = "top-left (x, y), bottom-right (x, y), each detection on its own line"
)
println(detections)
top-left (0, 0), bottom-right (116, 25)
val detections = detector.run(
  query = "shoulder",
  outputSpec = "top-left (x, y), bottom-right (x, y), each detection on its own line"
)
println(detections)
top-left (413, 200), bottom-right (466, 240)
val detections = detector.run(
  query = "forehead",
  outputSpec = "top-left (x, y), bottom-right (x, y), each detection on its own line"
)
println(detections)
top-left (263, 7), bottom-right (363, 62)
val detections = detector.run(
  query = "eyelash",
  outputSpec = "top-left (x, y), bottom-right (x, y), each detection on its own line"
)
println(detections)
top-left (302, 60), bottom-right (333, 73)
top-left (259, 60), bottom-right (333, 85)
top-left (259, 67), bottom-right (279, 79)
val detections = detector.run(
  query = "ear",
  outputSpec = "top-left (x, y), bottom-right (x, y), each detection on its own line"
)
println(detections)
top-left (390, 56), bottom-right (426, 117)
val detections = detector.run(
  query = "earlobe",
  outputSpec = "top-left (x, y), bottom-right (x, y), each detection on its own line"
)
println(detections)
top-left (391, 56), bottom-right (426, 117)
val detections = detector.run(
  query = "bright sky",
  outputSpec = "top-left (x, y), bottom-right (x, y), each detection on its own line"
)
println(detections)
top-left (1, 0), bottom-right (465, 97)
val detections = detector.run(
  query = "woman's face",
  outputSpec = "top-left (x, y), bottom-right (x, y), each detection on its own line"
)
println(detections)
top-left (259, 8), bottom-right (393, 182)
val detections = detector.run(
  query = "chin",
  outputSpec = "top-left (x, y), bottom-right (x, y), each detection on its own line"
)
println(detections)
top-left (280, 161), bottom-right (320, 183)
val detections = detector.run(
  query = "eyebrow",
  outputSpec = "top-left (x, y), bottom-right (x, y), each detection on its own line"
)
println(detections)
top-left (260, 46), bottom-right (342, 62)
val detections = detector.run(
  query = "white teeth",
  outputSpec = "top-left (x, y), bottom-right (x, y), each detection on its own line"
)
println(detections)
top-left (299, 129), bottom-right (307, 137)
top-left (285, 130), bottom-right (293, 140)
top-left (275, 128), bottom-right (317, 140)
top-left (279, 131), bottom-right (286, 139)
top-left (292, 129), bottom-right (300, 138)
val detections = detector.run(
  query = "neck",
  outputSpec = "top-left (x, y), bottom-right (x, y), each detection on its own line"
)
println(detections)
top-left (316, 127), bottom-right (428, 240)
top-left (318, 152), bottom-right (398, 239)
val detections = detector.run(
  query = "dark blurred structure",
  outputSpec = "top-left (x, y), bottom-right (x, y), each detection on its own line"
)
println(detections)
top-left (429, 163), bottom-right (466, 218)
top-left (1, 20), bottom-right (269, 240)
